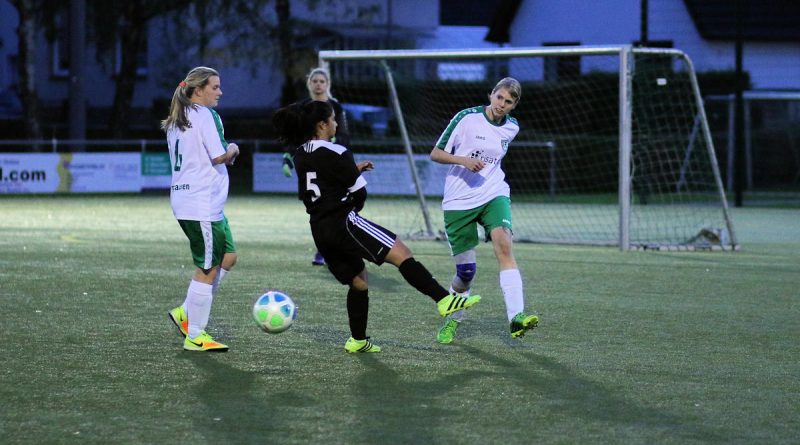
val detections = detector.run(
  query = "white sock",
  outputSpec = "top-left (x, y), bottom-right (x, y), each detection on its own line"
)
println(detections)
top-left (186, 280), bottom-right (213, 339)
top-left (499, 268), bottom-right (524, 321)
top-left (212, 268), bottom-right (229, 296)
top-left (448, 287), bottom-right (470, 322)
top-left (182, 268), bottom-right (228, 310)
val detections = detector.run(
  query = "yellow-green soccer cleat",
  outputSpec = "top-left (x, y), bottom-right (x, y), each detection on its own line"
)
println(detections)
top-left (344, 337), bottom-right (381, 353)
top-left (437, 317), bottom-right (460, 344)
top-left (168, 306), bottom-right (188, 337)
top-left (510, 312), bottom-right (539, 338)
top-left (437, 294), bottom-right (481, 317)
top-left (183, 331), bottom-right (229, 352)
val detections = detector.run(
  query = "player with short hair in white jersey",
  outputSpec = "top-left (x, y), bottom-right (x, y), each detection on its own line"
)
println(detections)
top-left (160, 66), bottom-right (240, 352)
top-left (430, 77), bottom-right (539, 344)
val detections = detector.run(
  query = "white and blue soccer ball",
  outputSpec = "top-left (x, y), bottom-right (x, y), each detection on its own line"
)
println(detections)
top-left (253, 290), bottom-right (297, 333)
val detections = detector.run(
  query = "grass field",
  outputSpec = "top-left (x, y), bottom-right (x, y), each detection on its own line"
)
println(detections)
top-left (1, 194), bottom-right (799, 444)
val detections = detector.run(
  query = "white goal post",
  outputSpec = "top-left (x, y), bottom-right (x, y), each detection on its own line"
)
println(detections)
top-left (318, 45), bottom-right (738, 251)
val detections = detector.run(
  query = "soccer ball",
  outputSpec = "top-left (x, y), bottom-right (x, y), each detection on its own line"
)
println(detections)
top-left (252, 290), bottom-right (297, 333)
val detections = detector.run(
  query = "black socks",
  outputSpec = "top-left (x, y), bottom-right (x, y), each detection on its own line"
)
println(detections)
top-left (398, 258), bottom-right (449, 302)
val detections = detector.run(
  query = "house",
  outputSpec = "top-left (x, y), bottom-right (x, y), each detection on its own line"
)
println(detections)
top-left (0, 0), bottom-right (797, 133)
top-left (488, 0), bottom-right (800, 90)
top-left (0, 0), bottom-right (439, 134)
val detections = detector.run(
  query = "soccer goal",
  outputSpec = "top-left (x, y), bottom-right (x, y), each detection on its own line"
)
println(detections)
top-left (318, 46), bottom-right (737, 251)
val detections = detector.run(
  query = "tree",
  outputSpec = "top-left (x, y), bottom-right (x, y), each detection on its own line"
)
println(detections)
top-left (89, 0), bottom-right (195, 138)
top-left (9, 0), bottom-right (45, 142)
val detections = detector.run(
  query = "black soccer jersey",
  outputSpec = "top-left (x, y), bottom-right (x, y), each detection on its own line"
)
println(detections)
top-left (293, 139), bottom-right (367, 222)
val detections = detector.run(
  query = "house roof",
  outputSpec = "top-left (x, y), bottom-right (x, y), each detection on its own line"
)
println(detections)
top-left (483, 0), bottom-right (800, 45)
top-left (682, 0), bottom-right (800, 41)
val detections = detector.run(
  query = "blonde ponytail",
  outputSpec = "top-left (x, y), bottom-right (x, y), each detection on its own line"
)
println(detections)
top-left (160, 66), bottom-right (220, 132)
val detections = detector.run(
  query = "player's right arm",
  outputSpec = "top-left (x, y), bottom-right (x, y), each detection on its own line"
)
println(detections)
top-left (430, 147), bottom-right (484, 172)
top-left (212, 143), bottom-right (239, 166)
top-left (430, 114), bottom-right (484, 172)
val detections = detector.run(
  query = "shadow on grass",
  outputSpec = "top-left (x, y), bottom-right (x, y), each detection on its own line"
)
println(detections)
top-left (178, 353), bottom-right (311, 443)
top-left (347, 354), bottom-right (492, 444)
top-left (458, 344), bottom-right (732, 443)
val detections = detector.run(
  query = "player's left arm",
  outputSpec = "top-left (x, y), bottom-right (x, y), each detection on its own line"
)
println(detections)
top-left (200, 109), bottom-right (238, 166)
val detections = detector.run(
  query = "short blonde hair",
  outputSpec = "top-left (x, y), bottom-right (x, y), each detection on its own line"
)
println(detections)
top-left (491, 77), bottom-right (521, 103)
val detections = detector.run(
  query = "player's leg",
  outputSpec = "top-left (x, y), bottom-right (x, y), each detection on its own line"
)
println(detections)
top-left (173, 220), bottom-right (228, 351)
top-left (214, 216), bottom-right (237, 296)
top-left (383, 237), bottom-right (481, 318)
top-left (316, 223), bottom-right (380, 353)
top-left (343, 269), bottom-right (380, 353)
top-left (312, 250), bottom-right (326, 266)
top-left (436, 249), bottom-right (477, 343)
top-left (342, 210), bottom-right (481, 317)
top-left (171, 217), bottom-right (236, 336)
top-left (484, 197), bottom-right (538, 338)
top-left (436, 209), bottom-right (481, 343)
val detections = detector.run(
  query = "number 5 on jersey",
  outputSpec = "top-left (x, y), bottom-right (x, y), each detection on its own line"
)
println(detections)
top-left (306, 172), bottom-right (321, 202)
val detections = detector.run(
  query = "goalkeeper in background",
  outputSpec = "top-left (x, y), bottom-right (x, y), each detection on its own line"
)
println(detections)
top-left (281, 67), bottom-right (350, 266)
top-left (430, 77), bottom-right (539, 344)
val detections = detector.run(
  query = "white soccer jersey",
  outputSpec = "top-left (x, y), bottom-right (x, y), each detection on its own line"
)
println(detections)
top-left (166, 105), bottom-right (230, 221)
top-left (434, 106), bottom-right (519, 210)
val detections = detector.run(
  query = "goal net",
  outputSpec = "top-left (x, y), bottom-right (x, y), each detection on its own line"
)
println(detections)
top-left (319, 46), bottom-right (737, 250)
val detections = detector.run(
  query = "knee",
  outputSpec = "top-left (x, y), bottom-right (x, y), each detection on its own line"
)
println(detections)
top-left (492, 229), bottom-right (514, 256)
top-left (386, 239), bottom-right (412, 266)
top-left (456, 262), bottom-right (477, 283)
top-left (351, 273), bottom-right (368, 291)
top-left (223, 252), bottom-right (237, 270)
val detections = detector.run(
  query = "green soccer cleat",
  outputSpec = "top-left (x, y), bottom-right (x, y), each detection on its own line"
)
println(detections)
top-left (344, 337), bottom-right (381, 353)
top-left (437, 294), bottom-right (481, 317)
top-left (510, 312), bottom-right (539, 338)
top-left (437, 317), bottom-right (460, 344)
top-left (183, 331), bottom-right (229, 352)
top-left (168, 306), bottom-right (188, 337)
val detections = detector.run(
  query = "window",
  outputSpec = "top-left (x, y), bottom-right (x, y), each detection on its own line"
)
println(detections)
top-left (543, 42), bottom-right (581, 82)
top-left (437, 62), bottom-right (486, 81)
top-left (114, 37), bottom-right (149, 77)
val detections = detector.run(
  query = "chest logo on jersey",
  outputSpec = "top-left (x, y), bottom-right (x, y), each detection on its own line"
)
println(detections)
top-left (475, 135), bottom-right (486, 140)
top-left (469, 150), bottom-right (500, 165)
top-left (501, 139), bottom-right (510, 153)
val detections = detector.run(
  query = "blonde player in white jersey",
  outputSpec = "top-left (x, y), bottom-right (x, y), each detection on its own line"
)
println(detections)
top-left (430, 77), bottom-right (539, 344)
top-left (161, 66), bottom-right (240, 352)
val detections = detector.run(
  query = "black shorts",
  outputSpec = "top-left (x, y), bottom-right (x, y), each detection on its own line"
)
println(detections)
top-left (311, 210), bottom-right (397, 285)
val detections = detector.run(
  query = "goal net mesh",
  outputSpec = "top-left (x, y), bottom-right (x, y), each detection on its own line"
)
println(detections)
top-left (321, 48), bottom-right (735, 250)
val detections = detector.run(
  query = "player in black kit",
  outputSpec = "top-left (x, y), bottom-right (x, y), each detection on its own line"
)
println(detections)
top-left (272, 100), bottom-right (481, 353)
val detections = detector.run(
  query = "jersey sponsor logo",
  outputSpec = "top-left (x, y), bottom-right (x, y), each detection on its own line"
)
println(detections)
top-left (475, 135), bottom-right (486, 140)
top-left (172, 183), bottom-right (190, 191)
top-left (468, 150), bottom-right (500, 165)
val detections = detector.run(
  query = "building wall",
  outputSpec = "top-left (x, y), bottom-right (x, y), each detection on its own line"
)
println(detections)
top-left (511, 0), bottom-right (800, 90)
top-left (0, 0), bottom-right (438, 116)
